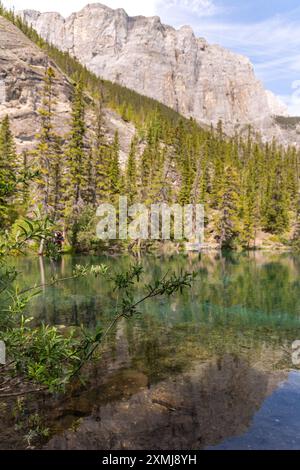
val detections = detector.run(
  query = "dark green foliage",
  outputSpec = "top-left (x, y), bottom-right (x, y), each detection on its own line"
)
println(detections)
top-left (0, 218), bottom-right (197, 392)
top-left (215, 165), bottom-right (240, 249)
top-left (0, 4), bottom-right (185, 131)
top-left (262, 144), bottom-right (290, 234)
top-left (0, 5), bottom-right (300, 250)
top-left (34, 67), bottom-right (63, 219)
top-left (0, 115), bottom-right (18, 227)
top-left (92, 97), bottom-right (110, 203)
top-left (274, 115), bottom-right (300, 130)
top-left (126, 135), bottom-right (138, 203)
top-left (108, 131), bottom-right (121, 195)
top-left (66, 80), bottom-right (86, 207)
top-left (293, 194), bottom-right (300, 249)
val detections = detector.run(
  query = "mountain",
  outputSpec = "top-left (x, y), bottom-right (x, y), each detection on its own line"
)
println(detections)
top-left (0, 15), bottom-right (135, 156)
top-left (20, 3), bottom-right (288, 134)
top-left (0, 16), bottom-right (71, 153)
top-left (1, 6), bottom-right (299, 252)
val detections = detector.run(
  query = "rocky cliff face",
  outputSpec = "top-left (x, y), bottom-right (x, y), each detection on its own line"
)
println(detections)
top-left (0, 16), bottom-right (72, 152)
top-left (0, 15), bottom-right (134, 156)
top-left (20, 3), bottom-right (288, 134)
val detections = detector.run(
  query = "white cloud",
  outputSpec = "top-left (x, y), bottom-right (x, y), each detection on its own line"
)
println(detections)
top-left (280, 81), bottom-right (300, 116)
top-left (158, 0), bottom-right (218, 17)
top-left (3, 0), bottom-right (219, 18)
top-left (3, 0), bottom-right (158, 17)
top-left (183, 15), bottom-right (298, 55)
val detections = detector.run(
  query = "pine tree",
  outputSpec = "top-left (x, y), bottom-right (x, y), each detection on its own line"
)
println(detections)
top-left (285, 146), bottom-right (299, 212)
top-left (215, 165), bottom-right (240, 249)
top-left (0, 115), bottom-right (17, 227)
top-left (241, 185), bottom-right (256, 248)
top-left (64, 79), bottom-right (87, 248)
top-left (84, 148), bottom-right (96, 206)
top-left (147, 146), bottom-right (167, 204)
top-left (93, 97), bottom-right (110, 203)
top-left (108, 131), bottom-right (121, 196)
top-left (35, 67), bottom-right (56, 212)
top-left (33, 67), bottom-right (65, 222)
top-left (293, 191), bottom-right (300, 249)
top-left (262, 150), bottom-right (289, 234)
top-left (139, 115), bottom-right (163, 203)
top-left (2, 0), bottom-right (300, 249)
top-left (126, 135), bottom-right (138, 203)
top-left (65, 79), bottom-right (86, 208)
top-left (179, 148), bottom-right (193, 205)
top-left (140, 144), bottom-right (152, 198)
top-left (211, 139), bottom-right (227, 208)
top-left (52, 135), bottom-right (64, 219)
top-left (21, 151), bottom-right (30, 206)
top-left (240, 143), bottom-right (261, 248)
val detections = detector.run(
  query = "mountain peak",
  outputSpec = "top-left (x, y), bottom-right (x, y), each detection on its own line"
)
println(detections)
top-left (80, 3), bottom-right (114, 14)
top-left (20, 3), bottom-right (289, 134)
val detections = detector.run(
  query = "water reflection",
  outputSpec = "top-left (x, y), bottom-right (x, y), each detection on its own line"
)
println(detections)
top-left (210, 371), bottom-right (300, 450)
top-left (2, 252), bottom-right (300, 449)
top-left (45, 355), bottom-right (287, 450)
top-left (11, 252), bottom-right (300, 331)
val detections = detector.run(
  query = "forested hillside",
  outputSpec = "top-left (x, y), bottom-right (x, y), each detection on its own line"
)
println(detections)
top-left (0, 4), bottom-right (300, 252)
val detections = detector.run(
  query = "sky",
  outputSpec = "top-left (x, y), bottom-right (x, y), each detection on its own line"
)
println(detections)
top-left (4, 0), bottom-right (300, 115)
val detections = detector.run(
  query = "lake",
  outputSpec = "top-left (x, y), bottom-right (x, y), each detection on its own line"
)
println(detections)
top-left (3, 251), bottom-right (300, 449)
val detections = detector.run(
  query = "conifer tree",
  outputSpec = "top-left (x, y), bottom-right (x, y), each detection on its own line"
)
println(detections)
top-left (108, 131), bottom-right (121, 196)
top-left (198, 150), bottom-right (210, 204)
top-left (126, 135), bottom-right (138, 203)
top-left (66, 79), bottom-right (86, 207)
top-left (140, 124), bottom-right (157, 199)
top-left (140, 145), bottom-right (152, 198)
top-left (35, 67), bottom-right (57, 213)
top-left (64, 79), bottom-right (87, 248)
top-left (21, 151), bottom-right (30, 207)
top-left (179, 149), bottom-right (192, 205)
top-left (285, 146), bottom-right (298, 212)
top-left (215, 165), bottom-right (240, 249)
top-left (241, 184), bottom-right (256, 248)
top-left (84, 148), bottom-right (96, 206)
top-left (93, 97), bottom-right (110, 203)
top-left (52, 135), bottom-right (64, 219)
top-left (262, 152), bottom-right (289, 234)
top-left (240, 144), bottom-right (261, 247)
top-left (0, 115), bottom-right (17, 227)
top-left (33, 67), bottom-right (65, 223)
top-left (2, 1), bottom-right (300, 250)
top-left (293, 192), bottom-right (300, 249)
top-left (147, 146), bottom-right (167, 204)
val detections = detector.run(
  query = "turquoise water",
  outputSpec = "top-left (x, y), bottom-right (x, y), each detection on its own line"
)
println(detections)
top-left (13, 252), bottom-right (300, 330)
top-left (5, 252), bottom-right (300, 449)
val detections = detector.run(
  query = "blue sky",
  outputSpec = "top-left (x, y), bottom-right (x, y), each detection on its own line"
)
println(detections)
top-left (4, 0), bottom-right (300, 114)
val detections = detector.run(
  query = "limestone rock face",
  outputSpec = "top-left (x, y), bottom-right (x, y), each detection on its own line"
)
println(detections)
top-left (0, 16), bottom-right (72, 152)
top-left (20, 3), bottom-right (289, 133)
top-left (265, 91), bottom-right (288, 117)
top-left (0, 15), bottom-right (134, 155)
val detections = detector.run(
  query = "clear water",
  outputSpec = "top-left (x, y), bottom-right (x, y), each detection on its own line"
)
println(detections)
top-left (209, 371), bottom-right (300, 450)
top-left (4, 251), bottom-right (300, 450)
